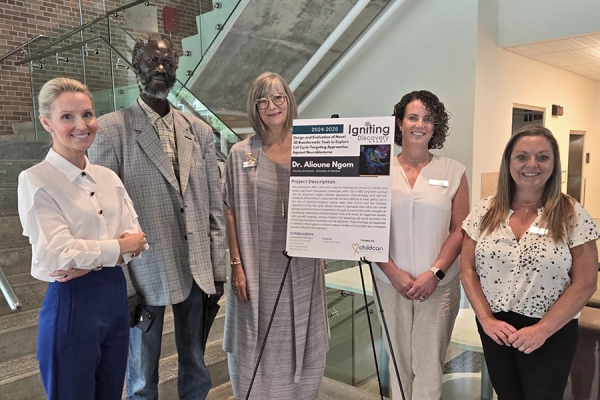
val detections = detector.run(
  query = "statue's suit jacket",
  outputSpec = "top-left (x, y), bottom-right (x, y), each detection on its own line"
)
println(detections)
top-left (88, 101), bottom-right (226, 306)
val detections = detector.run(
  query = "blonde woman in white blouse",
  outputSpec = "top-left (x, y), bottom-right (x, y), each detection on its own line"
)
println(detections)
top-left (18, 78), bottom-right (147, 400)
top-left (461, 125), bottom-right (599, 400)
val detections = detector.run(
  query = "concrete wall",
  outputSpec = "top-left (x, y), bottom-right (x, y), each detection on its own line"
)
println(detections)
top-left (189, 0), bottom-right (363, 117)
top-left (498, 0), bottom-right (600, 47)
top-left (300, 0), bottom-right (479, 181)
top-left (474, 0), bottom-right (600, 218)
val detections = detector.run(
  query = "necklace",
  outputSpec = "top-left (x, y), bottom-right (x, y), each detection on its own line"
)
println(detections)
top-left (263, 136), bottom-right (291, 218)
top-left (514, 201), bottom-right (539, 221)
top-left (274, 166), bottom-right (290, 218)
top-left (398, 153), bottom-right (433, 174)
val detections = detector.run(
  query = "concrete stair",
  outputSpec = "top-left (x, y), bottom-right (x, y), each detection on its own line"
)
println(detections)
top-left (0, 185), bottom-right (18, 213)
top-left (0, 306), bottom-right (228, 400)
top-left (0, 161), bottom-right (39, 186)
top-left (148, 306), bottom-right (229, 400)
top-left (0, 141), bottom-right (48, 161)
top-left (0, 140), bottom-right (45, 400)
top-left (0, 138), bottom-right (229, 399)
top-left (0, 213), bottom-right (26, 244)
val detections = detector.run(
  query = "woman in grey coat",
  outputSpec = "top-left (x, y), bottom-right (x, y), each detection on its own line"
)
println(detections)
top-left (222, 72), bottom-right (329, 399)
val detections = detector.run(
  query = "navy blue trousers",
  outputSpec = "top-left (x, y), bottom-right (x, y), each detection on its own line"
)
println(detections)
top-left (477, 311), bottom-right (578, 400)
top-left (37, 267), bottom-right (129, 400)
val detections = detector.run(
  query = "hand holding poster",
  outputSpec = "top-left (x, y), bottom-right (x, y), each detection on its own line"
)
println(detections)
top-left (286, 116), bottom-right (395, 262)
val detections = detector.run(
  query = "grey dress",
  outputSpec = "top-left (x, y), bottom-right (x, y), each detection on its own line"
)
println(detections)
top-left (222, 135), bottom-right (329, 399)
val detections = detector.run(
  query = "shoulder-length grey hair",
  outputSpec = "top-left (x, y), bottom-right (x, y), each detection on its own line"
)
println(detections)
top-left (480, 124), bottom-right (574, 242)
top-left (246, 72), bottom-right (297, 140)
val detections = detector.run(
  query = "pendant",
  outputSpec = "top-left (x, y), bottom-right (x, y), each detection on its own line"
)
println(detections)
top-left (522, 208), bottom-right (529, 221)
top-left (281, 201), bottom-right (285, 218)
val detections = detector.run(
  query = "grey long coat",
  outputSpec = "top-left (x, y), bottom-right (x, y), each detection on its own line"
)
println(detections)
top-left (88, 101), bottom-right (226, 306)
top-left (222, 135), bottom-right (329, 392)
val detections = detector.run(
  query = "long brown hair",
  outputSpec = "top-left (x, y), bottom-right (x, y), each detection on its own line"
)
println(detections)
top-left (479, 125), bottom-right (574, 242)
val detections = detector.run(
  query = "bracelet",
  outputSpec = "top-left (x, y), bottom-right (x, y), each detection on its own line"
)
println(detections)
top-left (230, 257), bottom-right (242, 266)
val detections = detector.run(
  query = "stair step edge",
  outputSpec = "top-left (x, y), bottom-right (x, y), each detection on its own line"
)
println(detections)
top-left (0, 353), bottom-right (38, 384)
top-left (0, 308), bottom-right (39, 334)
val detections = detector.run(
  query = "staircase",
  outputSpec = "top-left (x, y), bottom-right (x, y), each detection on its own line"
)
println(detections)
top-left (0, 136), bottom-right (48, 400)
top-left (0, 134), bottom-right (229, 400)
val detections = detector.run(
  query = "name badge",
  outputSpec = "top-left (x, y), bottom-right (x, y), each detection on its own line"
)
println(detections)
top-left (528, 226), bottom-right (548, 235)
top-left (243, 152), bottom-right (257, 168)
top-left (429, 179), bottom-right (449, 187)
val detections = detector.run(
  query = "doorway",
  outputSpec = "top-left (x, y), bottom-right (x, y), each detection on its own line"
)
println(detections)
top-left (567, 133), bottom-right (585, 204)
top-left (512, 106), bottom-right (544, 134)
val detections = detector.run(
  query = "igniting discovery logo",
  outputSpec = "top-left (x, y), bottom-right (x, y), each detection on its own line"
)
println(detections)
top-left (351, 242), bottom-right (384, 255)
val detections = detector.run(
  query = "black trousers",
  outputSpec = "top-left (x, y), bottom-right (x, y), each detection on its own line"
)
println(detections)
top-left (477, 311), bottom-right (578, 400)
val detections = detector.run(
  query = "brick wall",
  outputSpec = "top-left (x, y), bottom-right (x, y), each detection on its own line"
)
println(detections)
top-left (0, 0), bottom-right (214, 136)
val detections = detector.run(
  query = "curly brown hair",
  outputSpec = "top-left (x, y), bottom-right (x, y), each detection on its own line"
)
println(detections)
top-left (392, 90), bottom-right (450, 149)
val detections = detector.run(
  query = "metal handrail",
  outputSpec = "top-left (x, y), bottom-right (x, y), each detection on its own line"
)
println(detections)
top-left (0, 267), bottom-right (22, 311)
top-left (16, 33), bottom-right (242, 145)
top-left (16, 36), bottom-right (121, 66)
top-left (0, 35), bottom-right (49, 65)
top-left (20, 0), bottom-right (149, 64)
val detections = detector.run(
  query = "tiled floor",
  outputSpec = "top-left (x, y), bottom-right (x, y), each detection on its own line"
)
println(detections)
top-left (443, 348), bottom-right (482, 374)
top-left (357, 345), bottom-right (490, 399)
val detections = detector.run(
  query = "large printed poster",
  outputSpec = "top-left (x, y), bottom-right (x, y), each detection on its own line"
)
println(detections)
top-left (286, 116), bottom-right (395, 262)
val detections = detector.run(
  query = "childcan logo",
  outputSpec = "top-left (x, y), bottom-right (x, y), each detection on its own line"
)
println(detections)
top-left (351, 242), bottom-right (384, 255)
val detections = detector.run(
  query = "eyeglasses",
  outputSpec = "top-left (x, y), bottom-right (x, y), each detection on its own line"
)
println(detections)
top-left (145, 56), bottom-right (176, 70)
top-left (255, 93), bottom-right (287, 110)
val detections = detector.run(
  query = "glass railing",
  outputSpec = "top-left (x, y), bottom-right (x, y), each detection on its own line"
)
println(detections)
top-left (323, 259), bottom-right (384, 391)
top-left (20, 5), bottom-right (241, 154)
top-left (177, 0), bottom-right (243, 86)
top-left (104, 17), bottom-right (242, 158)
top-left (21, 0), bottom-right (148, 59)
top-left (26, 33), bottom-right (88, 141)
top-left (21, 0), bottom-right (243, 90)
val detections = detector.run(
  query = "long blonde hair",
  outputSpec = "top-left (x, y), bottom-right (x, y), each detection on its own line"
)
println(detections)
top-left (479, 125), bottom-right (574, 242)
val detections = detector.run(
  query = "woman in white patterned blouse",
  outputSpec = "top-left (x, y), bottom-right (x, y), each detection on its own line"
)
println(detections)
top-left (461, 124), bottom-right (599, 400)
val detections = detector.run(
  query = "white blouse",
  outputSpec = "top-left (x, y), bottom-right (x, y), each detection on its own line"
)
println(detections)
top-left (18, 149), bottom-right (146, 283)
top-left (463, 196), bottom-right (600, 318)
top-left (373, 155), bottom-right (465, 285)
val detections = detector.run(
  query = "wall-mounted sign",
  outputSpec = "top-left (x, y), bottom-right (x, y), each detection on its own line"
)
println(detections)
top-left (552, 104), bottom-right (564, 116)
top-left (126, 3), bottom-right (158, 32)
top-left (163, 7), bottom-right (179, 33)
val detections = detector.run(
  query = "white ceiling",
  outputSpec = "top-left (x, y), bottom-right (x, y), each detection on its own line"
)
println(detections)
top-left (505, 33), bottom-right (600, 80)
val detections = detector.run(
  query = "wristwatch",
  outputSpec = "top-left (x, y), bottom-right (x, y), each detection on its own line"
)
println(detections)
top-left (430, 266), bottom-right (445, 281)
